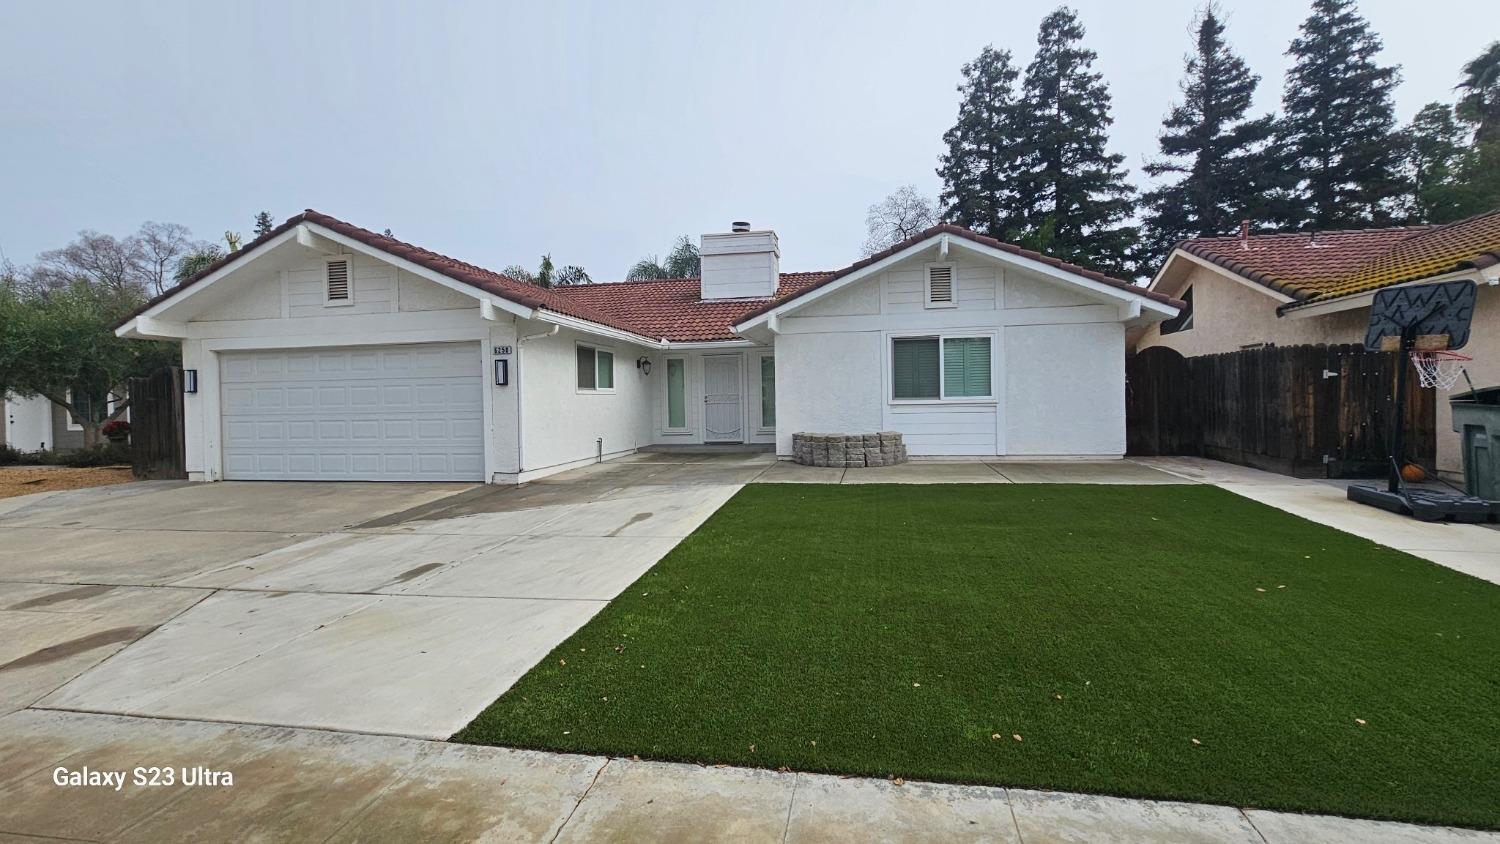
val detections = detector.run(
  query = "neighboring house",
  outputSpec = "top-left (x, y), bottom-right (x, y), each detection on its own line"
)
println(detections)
top-left (1134, 209), bottom-right (1500, 478)
top-left (2, 393), bottom-right (93, 453)
top-left (114, 211), bottom-right (1180, 484)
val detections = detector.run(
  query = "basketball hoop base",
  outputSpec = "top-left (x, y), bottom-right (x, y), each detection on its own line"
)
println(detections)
top-left (1346, 484), bottom-right (1497, 523)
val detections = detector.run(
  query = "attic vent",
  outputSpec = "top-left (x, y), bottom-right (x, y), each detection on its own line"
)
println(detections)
top-left (325, 259), bottom-right (351, 304)
top-left (925, 263), bottom-right (955, 308)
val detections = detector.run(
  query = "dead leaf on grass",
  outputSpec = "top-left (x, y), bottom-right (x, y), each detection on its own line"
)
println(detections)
top-left (1191, 738), bottom-right (1202, 746)
top-left (1012, 734), bottom-right (1023, 743)
top-left (1355, 718), bottom-right (1367, 726)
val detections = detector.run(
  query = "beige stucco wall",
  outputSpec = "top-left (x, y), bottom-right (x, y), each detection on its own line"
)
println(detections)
top-left (1436, 283), bottom-right (1499, 476)
top-left (1134, 263), bottom-right (1368, 355)
top-left (1135, 263), bottom-right (1500, 477)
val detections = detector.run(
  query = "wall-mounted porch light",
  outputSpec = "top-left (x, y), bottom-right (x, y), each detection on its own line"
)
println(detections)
top-left (636, 356), bottom-right (652, 375)
top-left (183, 369), bottom-right (198, 394)
top-left (494, 358), bottom-right (509, 386)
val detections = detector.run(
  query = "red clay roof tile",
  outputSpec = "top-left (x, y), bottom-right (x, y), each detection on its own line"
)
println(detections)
top-left (122, 211), bottom-right (1184, 342)
top-left (1176, 209), bottom-right (1500, 308)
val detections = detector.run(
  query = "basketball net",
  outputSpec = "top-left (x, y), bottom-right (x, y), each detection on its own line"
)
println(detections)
top-left (1410, 349), bottom-right (1471, 390)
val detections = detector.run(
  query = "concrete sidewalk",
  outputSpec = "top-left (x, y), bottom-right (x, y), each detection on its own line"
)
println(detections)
top-left (1137, 457), bottom-right (1500, 587)
top-left (1, 709), bottom-right (1493, 843)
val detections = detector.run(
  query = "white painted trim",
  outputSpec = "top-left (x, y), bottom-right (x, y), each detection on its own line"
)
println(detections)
top-left (924, 261), bottom-right (958, 309)
top-left (886, 331), bottom-right (997, 403)
top-left (199, 331), bottom-right (493, 482)
top-left (753, 351), bottom-right (776, 434)
top-left (662, 355), bottom-right (690, 434)
top-left (534, 310), bottom-right (661, 348)
top-left (734, 236), bottom-right (944, 332)
top-left (133, 315), bottom-right (189, 338)
top-left (304, 223), bottom-right (533, 320)
top-left (735, 232), bottom-right (1177, 333)
top-left (322, 255), bottom-right (355, 307)
top-left (117, 221), bottom-right (535, 338)
top-left (1280, 269), bottom-right (1485, 319)
top-left (132, 228), bottom-right (300, 322)
top-left (574, 341), bottom-right (617, 394)
top-left (665, 339), bottom-right (760, 350)
top-left (1150, 249), bottom-right (1297, 304)
top-left (702, 353), bottom-right (746, 443)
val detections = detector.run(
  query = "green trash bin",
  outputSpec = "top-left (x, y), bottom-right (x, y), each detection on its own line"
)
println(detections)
top-left (1451, 386), bottom-right (1500, 502)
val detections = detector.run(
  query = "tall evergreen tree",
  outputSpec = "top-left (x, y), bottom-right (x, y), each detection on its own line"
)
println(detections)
top-left (253, 211), bottom-right (274, 238)
top-left (1277, 0), bottom-right (1403, 228)
top-left (1396, 103), bottom-right (1467, 222)
top-left (937, 47), bottom-right (1027, 239)
top-left (1141, 6), bottom-right (1276, 261)
top-left (1456, 41), bottom-right (1500, 143)
top-left (1014, 7), bottom-right (1137, 277)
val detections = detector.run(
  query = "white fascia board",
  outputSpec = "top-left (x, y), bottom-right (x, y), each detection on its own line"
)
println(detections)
top-left (733, 237), bottom-right (945, 332)
top-left (736, 233), bottom-right (1178, 333)
top-left (533, 310), bottom-right (664, 348)
top-left (1280, 268), bottom-right (1485, 320)
top-left (1156, 249), bottom-right (1297, 304)
top-left (117, 315), bottom-right (189, 339)
top-left (302, 223), bottom-right (533, 320)
top-left (663, 339), bottom-right (760, 350)
top-left (133, 227), bottom-right (300, 323)
top-left (947, 238), bottom-right (1180, 318)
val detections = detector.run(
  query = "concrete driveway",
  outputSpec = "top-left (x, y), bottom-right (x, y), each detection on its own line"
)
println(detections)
top-left (1, 455), bottom-right (759, 739)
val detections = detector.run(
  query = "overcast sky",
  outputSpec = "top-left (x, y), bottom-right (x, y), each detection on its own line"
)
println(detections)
top-left (1, 0), bottom-right (1491, 280)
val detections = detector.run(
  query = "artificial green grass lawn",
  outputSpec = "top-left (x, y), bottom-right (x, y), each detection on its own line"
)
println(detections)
top-left (455, 484), bottom-right (1500, 829)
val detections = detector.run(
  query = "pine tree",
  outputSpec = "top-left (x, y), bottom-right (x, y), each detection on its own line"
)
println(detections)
top-left (1397, 103), bottom-right (1467, 222)
top-left (1141, 6), bottom-right (1276, 262)
top-left (253, 211), bottom-right (274, 238)
top-left (1456, 41), bottom-right (1500, 144)
top-left (1014, 7), bottom-right (1137, 277)
top-left (936, 47), bottom-right (1028, 239)
top-left (1277, 0), bottom-right (1403, 228)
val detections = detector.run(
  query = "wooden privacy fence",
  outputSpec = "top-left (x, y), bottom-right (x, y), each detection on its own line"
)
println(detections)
top-left (128, 366), bottom-right (187, 480)
top-left (1126, 344), bottom-right (1435, 478)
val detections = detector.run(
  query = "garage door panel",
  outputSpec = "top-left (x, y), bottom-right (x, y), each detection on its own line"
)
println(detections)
top-left (220, 343), bottom-right (484, 481)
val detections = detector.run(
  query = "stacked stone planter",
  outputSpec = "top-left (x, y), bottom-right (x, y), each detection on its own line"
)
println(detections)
top-left (792, 432), bottom-right (907, 468)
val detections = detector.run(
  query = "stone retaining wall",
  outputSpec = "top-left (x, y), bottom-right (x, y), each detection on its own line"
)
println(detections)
top-left (791, 432), bottom-right (908, 468)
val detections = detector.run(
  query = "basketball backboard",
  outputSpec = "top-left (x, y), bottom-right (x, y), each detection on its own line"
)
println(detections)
top-left (1364, 279), bottom-right (1477, 352)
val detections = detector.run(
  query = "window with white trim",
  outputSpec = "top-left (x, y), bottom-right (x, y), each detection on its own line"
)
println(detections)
top-left (759, 355), bottom-right (775, 428)
top-left (891, 335), bottom-right (992, 401)
top-left (576, 344), bottom-right (615, 392)
top-left (324, 257), bottom-right (353, 306)
top-left (924, 263), bottom-right (956, 309)
top-left (664, 357), bottom-right (687, 429)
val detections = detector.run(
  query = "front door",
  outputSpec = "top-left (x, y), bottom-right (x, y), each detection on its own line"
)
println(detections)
top-left (703, 354), bottom-right (744, 443)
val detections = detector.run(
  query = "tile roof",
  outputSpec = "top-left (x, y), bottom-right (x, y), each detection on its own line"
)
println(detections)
top-left (735, 223), bottom-right (1185, 325)
top-left (552, 273), bottom-right (832, 342)
top-left (119, 209), bottom-right (641, 336)
top-left (1175, 209), bottom-right (1500, 309)
top-left (123, 211), bottom-right (1183, 342)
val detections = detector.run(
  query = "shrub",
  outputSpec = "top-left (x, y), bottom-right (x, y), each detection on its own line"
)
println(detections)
top-left (61, 443), bottom-right (132, 468)
top-left (0, 443), bottom-right (21, 466)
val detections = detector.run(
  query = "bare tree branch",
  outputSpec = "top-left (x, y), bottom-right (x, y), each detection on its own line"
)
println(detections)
top-left (862, 186), bottom-right (938, 256)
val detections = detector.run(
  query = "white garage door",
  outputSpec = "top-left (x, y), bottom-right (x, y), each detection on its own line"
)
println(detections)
top-left (220, 343), bottom-right (484, 481)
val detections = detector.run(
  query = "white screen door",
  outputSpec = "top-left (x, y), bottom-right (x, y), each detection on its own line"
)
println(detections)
top-left (703, 354), bottom-right (744, 443)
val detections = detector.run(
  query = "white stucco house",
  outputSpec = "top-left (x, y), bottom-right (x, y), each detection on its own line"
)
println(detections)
top-left (114, 211), bottom-right (1182, 483)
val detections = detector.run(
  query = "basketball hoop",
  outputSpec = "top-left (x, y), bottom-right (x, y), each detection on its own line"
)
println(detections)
top-left (1410, 349), bottom-right (1472, 389)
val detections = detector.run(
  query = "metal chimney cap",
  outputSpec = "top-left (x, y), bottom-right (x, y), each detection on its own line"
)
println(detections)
top-left (731, 221), bottom-right (751, 233)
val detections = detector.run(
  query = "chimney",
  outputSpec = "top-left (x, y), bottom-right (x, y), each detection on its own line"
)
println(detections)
top-left (700, 222), bottom-right (779, 300)
top-left (1239, 219), bottom-right (1250, 250)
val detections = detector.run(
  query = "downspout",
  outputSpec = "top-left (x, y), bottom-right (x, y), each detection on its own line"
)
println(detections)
top-left (515, 324), bottom-right (560, 478)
